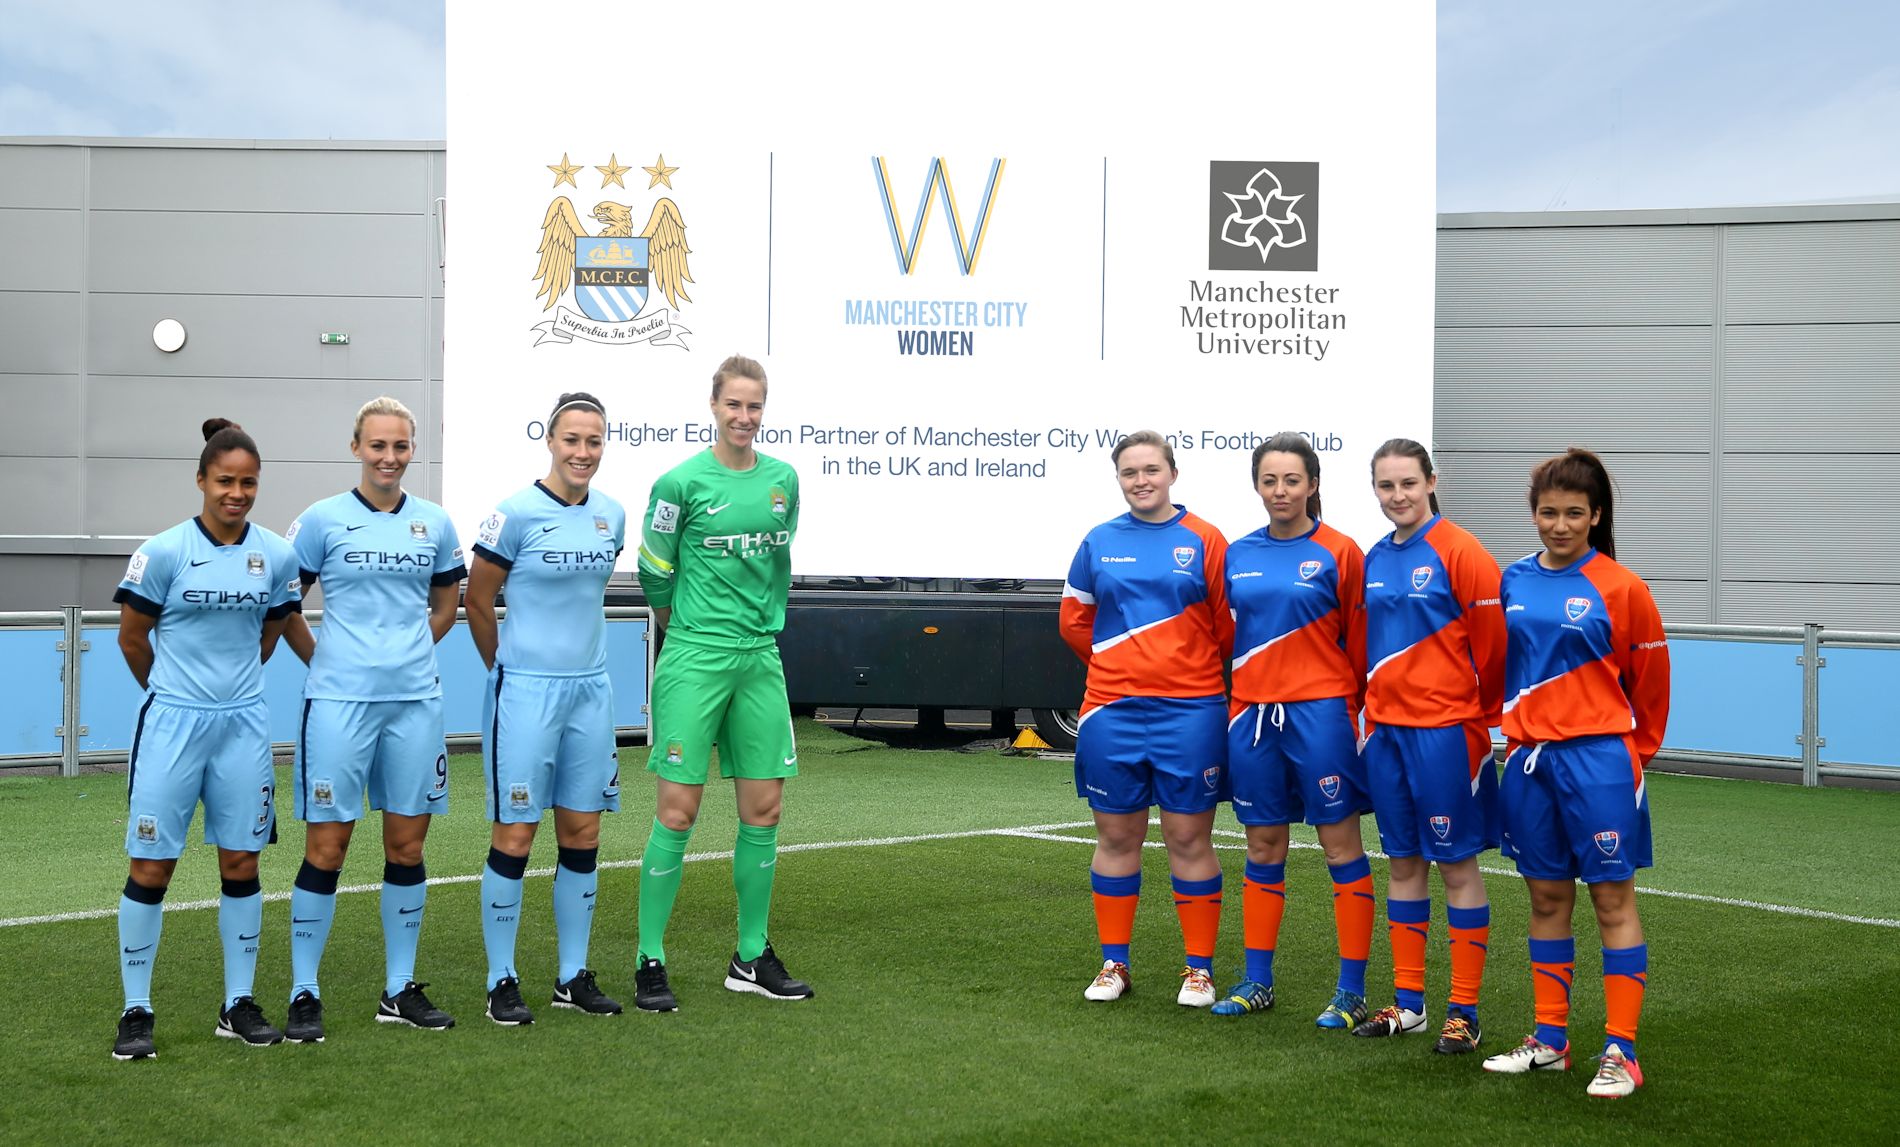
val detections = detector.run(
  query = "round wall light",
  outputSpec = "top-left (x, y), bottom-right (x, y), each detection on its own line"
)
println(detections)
top-left (152, 318), bottom-right (187, 353)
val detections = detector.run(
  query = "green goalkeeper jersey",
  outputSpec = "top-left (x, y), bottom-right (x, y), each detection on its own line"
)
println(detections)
top-left (637, 449), bottom-right (799, 649)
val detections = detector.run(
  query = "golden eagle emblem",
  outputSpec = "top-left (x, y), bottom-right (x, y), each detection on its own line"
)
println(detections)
top-left (533, 196), bottom-right (694, 314)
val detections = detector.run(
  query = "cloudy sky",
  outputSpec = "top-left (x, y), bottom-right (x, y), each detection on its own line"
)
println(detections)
top-left (1, 0), bottom-right (1895, 213)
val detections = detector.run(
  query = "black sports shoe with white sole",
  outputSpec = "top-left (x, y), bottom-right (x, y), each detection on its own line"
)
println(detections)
top-left (285, 990), bottom-right (325, 1043)
top-left (112, 1007), bottom-right (156, 1060)
top-left (216, 996), bottom-right (285, 1046)
top-left (724, 944), bottom-right (814, 1000)
top-left (552, 968), bottom-right (623, 1015)
top-left (378, 981), bottom-right (454, 1029)
top-left (634, 957), bottom-right (679, 1013)
top-left (485, 976), bottom-right (534, 1026)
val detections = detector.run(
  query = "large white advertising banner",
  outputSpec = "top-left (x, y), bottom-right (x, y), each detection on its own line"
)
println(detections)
top-left (446, 3), bottom-right (1434, 577)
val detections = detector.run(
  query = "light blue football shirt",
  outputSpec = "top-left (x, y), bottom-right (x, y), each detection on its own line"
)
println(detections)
top-left (472, 481), bottom-right (626, 675)
top-left (290, 489), bottom-right (467, 701)
top-left (114, 518), bottom-right (302, 707)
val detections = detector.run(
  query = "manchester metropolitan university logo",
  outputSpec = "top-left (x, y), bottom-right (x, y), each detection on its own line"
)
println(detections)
top-left (530, 151), bottom-right (694, 349)
top-left (1207, 160), bottom-right (1318, 272)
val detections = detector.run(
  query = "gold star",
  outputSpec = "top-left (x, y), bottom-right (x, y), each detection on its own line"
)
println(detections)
top-left (547, 152), bottom-right (582, 188)
top-left (643, 154), bottom-right (679, 189)
top-left (595, 153), bottom-right (631, 189)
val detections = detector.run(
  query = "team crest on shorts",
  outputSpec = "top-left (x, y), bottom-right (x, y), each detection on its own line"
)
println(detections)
top-left (246, 551), bottom-right (266, 577)
top-left (410, 519), bottom-right (429, 540)
top-left (1299, 560), bottom-right (1322, 581)
top-left (510, 782), bottom-right (532, 810)
top-left (665, 740), bottom-right (683, 765)
top-left (1411, 566), bottom-right (1433, 591)
top-left (1174, 546), bottom-right (1196, 568)
top-left (1430, 815), bottom-right (1452, 840)
top-left (312, 779), bottom-right (335, 808)
top-left (1594, 830), bottom-right (1620, 857)
top-left (594, 515), bottom-right (612, 538)
top-left (1566, 596), bottom-right (1592, 622)
top-left (135, 815), bottom-right (158, 843)
top-left (770, 487), bottom-right (789, 516)
top-left (1202, 766), bottom-right (1220, 791)
top-left (1319, 774), bottom-right (1341, 800)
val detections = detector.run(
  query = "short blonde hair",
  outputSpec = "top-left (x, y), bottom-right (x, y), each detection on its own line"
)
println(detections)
top-left (1112, 429), bottom-right (1175, 470)
top-left (711, 354), bottom-right (768, 399)
top-left (353, 396), bottom-right (417, 443)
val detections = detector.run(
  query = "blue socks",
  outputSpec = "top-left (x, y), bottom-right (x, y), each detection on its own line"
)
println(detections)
top-left (481, 847), bottom-right (528, 989)
top-left (552, 846), bottom-right (599, 983)
top-left (289, 860), bottom-right (340, 1000)
top-left (118, 879), bottom-right (165, 1012)
top-left (219, 876), bottom-right (263, 1008)
top-left (381, 861), bottom-right (428, 997)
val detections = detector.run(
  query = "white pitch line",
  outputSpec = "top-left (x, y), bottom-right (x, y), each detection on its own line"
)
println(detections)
top-left (0, 821), bottom-right (1099, 929)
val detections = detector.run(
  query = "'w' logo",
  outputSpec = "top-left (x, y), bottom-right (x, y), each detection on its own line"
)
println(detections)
top-left (873, 157), bottom-right (1006, 275)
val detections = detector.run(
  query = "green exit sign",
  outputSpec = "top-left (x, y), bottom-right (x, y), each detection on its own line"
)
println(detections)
top-left (320, 332), bottom-right (351, 345)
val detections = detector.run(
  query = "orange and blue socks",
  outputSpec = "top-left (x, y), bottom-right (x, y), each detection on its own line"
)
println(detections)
top-left (1091, 870), bottom-right (1140, 964)
top-left (1329, 856), bottom-right (1374, 997)
top-left (118, 878), bottom-right (165, 1011)
top-left (1241, 860), bottom-right (1286, 984)
top-left (380, 861), bottom-right (427, 998)
top-left (1446, 903), bottom-right (1490, 1020)
top-left (1386, 896), bottom-right (1430, 1014)
top-left (1172, 873), bottom-right (1222, 972)
top-left (1529, 935), bottom-right (1575, 1050)
top-left (289, 860), bottom-right (340, 999)
top-left (1602, 943), bottom-right (1647, 1059)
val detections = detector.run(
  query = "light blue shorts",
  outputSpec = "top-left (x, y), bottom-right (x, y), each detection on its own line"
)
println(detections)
top-left (482, 666), bottom-right (620, 823)
top-left (125, 696), bottom-right (274, 858)
top-left (295, 696), bottom-right (448, 821)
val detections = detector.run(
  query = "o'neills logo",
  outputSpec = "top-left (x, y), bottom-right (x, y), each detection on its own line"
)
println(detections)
top-left (530, 151), bottom-right (694, 350)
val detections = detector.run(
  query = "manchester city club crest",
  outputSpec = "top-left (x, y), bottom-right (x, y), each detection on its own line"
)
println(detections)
top-left (1299, 560), bottom-right (1322, 581)
top-left (410, 519), bottom-right (429, 540)
top-left (530, 151), bottom-right (693, 349)
top-left (1411, 566), bottom-right (1433, 591)
top-left (510, 782), bottom-right (533, 810)
top-left (594, 515), bottom-right (611, 538)
top-left (312, 779), bottom-right (335, 808)
top-left (1566, 596), bottom-right (1592, 622)
top-left (246, 550), bottom-right (265, 577)
top-left (1594, 829), bottom-right (1621, 857)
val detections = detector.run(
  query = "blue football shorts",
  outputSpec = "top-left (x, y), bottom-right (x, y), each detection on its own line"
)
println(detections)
top-left (482, 666), bottom-right (620, 823)
top-left (125, 696), bottom-right (274, 858)
top-left (294, 696), bottom-right (448, 821)
top-left (1226, 696), bottom-right (1371, 827)
top-left (1073, 695), bottom-right (1227, 815)
top-left (1363, 720), bottom-right (1499, 862)
top-left (1500, 733), bottom-right (1652, 884)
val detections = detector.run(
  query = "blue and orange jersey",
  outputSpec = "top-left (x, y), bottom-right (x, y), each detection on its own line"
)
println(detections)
top-left (1363, 516), bottom-right (1505, 729)
top-left (1226, 520), bottom-right (1365, 711)
top-left (1500, 548), bottom-right (1670, 761)
top-left (1060, 506), bottom-right (1231, 712)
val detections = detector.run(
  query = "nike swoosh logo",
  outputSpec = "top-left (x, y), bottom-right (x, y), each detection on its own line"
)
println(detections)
top-left (582, 891), bottom-right (596, 900)
top-left (189, 559), bottom-right (212, 567)
top-left (345, 524), bottom-right (368, 532)
top-left (731, 964), bottom-right (758, 982)
top-left (540, 524), bottom-right (560, 533)
top-left (783, 756), bottom-right (797, 767)
top-left (123, 944), bottom-right (154, 954)
top-left (252, 824), bottom-right (268, 837)
top-left (759, 859), bottom-right (776, 869)
top-left (292, 917), bottom-right (320, 924)
top-left (239, 932), bottom-right (260, 941)
top-left (490, 900), bottom-right (519, 910)
top-left (704, 503), bottom-right (732, 515)
top-left (399, 905), bottom-right (423, 915)
top-left (648, 865), bottom-right (679, 877)
top-left (426, 792), bottom-right (445, 802)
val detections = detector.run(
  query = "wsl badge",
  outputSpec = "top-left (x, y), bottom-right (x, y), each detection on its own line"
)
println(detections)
top-left (530, 152), bottom-right (693, 350)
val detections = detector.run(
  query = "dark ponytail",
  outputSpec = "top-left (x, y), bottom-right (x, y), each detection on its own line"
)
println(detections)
top-left (198, 417), bottom-right (259, 476)
top-left (1528, 447), bottom-right (1616, 559)
top-left (1251, 431), bottom-right (1323, 520)
top-left (1371, 437), bottom-right (1441, 513)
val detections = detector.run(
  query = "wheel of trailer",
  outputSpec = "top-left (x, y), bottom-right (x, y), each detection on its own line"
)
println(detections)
top-left (1031, 708), bottom-right (1079, 751)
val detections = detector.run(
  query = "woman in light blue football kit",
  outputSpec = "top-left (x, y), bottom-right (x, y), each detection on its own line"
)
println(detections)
top-left (110, 418), bottom-right (302, 1061)
top-left (276, 398), bottom-right (467, 1042)
top-left (465, 392), bottom-right (628, 1025)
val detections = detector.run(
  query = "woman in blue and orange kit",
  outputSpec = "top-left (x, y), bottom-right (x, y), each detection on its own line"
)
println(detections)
top-left (1481, 448), bottom-right (1669, 1099)
top-left (1351, 439), bottom-right (1505, 1055)
top-left (1060, 431), bottom-right (1232, 1008)
top-left (1211, 431), bottom-right (1376, 1029)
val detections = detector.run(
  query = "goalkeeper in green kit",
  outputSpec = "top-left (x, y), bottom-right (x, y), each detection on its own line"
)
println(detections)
top-left (632, 354), bottom-right (811, 1010)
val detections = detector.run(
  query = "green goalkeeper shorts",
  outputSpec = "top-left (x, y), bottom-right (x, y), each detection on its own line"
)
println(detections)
top-left (646, 637), bottom-right (798, 783)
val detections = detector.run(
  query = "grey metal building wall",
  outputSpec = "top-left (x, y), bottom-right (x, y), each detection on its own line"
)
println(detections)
top-left (0, 138), bottom-right (445, 610)
top-left (1435, 204), bottom-right (1900, 629)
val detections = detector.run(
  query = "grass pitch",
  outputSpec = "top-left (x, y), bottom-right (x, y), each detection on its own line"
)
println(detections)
top-left (2, 722), bottom-right (1898, 1144)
